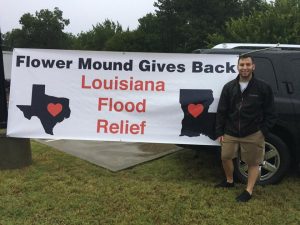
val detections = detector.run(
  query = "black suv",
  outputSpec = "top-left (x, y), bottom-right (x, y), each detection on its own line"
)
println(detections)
top-left (194, 48), bottom-right (300, 185)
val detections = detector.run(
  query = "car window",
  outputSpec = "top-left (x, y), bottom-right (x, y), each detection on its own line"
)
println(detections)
top-left (253, 57), bottom-right (278, 91)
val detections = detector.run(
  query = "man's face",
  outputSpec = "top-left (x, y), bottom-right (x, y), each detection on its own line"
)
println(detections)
top-left (237, 57), bottom-right (255, 79)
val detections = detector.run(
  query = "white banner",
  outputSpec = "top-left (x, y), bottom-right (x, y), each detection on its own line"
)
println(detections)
top-left (7, 48), bottom-right (238, 145)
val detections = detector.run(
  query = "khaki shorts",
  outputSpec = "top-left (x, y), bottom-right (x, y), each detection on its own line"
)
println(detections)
top-left (221, 131), bottom-right (265, 166)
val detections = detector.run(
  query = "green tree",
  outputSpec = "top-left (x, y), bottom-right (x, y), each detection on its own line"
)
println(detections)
top-left (241, 0), bottom-right (269, 16)
top-left (134, 0), bottom-right (268, 52)
top-left (135, 13), bottom-right (163, 51)
top-left (208, 0), bottom-right (300, 45)
top-left (102, 14), bottom-right (163, 52)
top-left (104, 31), bottom-right (143, 51)
top-left (106, 0), bottom-right (270, 52)
top-left (74, 20), bottom-right (123, 50)
top-left (3, 7), bottom-right (73, 49)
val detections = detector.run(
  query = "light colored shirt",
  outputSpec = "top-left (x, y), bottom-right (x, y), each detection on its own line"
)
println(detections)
top-left (239, 81), bottom-right (249, 93)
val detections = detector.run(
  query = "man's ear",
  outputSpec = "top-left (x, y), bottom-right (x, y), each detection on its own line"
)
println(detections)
top-left (252, 64), bottom-right (256, 71)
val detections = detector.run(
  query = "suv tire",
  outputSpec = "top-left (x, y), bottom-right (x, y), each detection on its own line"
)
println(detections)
top-left (233, 133), bottom-right (291, 185)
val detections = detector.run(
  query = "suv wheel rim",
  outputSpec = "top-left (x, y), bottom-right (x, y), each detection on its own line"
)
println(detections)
top-left (237, 142), bottom-right (281, 181)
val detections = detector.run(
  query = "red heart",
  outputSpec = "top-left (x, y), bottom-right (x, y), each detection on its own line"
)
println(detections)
top-left (47, 103), bottom-right (62, 117)
top-left (188, 104), bottom-right (204, 118)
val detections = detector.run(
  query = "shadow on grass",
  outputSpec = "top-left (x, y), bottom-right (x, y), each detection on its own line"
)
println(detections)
top-left (173, 146), bottom-right (224, 182)
top-left (126, 145), bottom-right (225, 185)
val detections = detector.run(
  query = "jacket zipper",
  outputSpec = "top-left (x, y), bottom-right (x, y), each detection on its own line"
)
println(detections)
top-left (238, 96), bottom-right (243, 136)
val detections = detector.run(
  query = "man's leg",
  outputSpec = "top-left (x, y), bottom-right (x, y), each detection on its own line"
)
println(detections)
top-left (241, 131), bottom-right (264, 194)
top-left (246, 165), bottom-right (260, 194)
top-left (235, 164), bottom-right (259, 202)
top-left (236, 131), bottom-right (264, 202)
top-left (222, 159), bottom-right (234, 183)
top-left (215, 134), bottom-right (238, 187)
top-left (214, 158), bottom-right (235, 187)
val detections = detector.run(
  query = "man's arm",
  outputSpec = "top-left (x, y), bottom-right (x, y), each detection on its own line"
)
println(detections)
top-left (260, 84), bottom-right (277, 137)
top-left (215, 85), bottom-right (229, 139)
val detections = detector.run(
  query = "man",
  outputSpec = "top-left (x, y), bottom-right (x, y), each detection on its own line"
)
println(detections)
top-left (215, 54), bottom-right (276, 202)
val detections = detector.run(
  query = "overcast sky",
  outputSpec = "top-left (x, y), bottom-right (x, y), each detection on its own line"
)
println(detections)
top-left (0, 0), bottom-right (157, 35)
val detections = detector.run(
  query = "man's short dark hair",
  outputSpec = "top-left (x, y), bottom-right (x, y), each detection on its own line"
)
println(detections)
top-left (238, 54), bottom-right (254, 64)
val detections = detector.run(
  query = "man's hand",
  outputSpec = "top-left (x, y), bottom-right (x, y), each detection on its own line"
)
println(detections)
top-left (218, 136), bottom-right (224, 143)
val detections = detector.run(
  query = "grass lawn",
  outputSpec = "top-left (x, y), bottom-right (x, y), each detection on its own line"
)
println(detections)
top-left (0, 141), bottom-right (299, 225)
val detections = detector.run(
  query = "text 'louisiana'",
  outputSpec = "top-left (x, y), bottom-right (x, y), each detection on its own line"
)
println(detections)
top-left (81, 75), bottom-right (165, 92)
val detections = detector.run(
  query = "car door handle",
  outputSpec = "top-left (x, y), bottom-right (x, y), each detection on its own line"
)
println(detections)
top-left (283, 82), bottom-right (294, 94)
